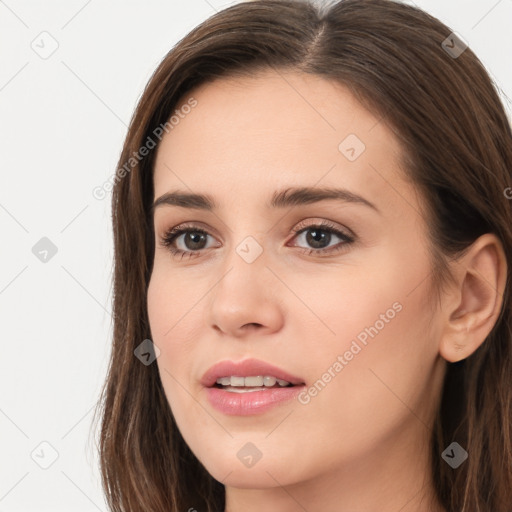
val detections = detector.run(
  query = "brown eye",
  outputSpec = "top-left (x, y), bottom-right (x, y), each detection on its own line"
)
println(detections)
top-left (160, 226), bottom-right (215, 259)
top-left (289, 221), bottom-right (355, 255)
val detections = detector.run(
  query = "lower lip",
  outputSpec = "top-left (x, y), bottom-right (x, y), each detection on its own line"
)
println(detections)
top-left (204, 385), bottom-right (305, 416)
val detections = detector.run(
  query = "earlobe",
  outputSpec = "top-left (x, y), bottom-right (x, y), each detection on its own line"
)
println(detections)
top-left (439, 233), bottom-right (507, 363)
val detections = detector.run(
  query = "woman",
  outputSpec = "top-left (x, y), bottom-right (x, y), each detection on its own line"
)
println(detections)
top-left (93, 0), bottom-right (512, 510)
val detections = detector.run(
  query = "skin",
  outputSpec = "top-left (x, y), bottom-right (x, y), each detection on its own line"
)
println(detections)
top-left (147, 69), bottom-right (507, 512)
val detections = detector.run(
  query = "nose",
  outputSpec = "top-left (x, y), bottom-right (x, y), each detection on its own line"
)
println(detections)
top-left (205, 242), bottom-right (285, 338)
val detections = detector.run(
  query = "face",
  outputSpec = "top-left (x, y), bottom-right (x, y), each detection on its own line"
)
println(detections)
top-left (147, 70), bottom-right (447, 493)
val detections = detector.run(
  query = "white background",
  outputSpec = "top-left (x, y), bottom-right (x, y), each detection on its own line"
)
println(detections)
top-left (0, 0), bottom-right (511, 510)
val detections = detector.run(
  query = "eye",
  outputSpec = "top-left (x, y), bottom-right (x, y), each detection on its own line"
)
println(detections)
top-left (158, 220), bottom-right (355, 260)
top-left (288, 220), bottom-right (355, 256)
top-left (159, 224), bottom-right (217, 259)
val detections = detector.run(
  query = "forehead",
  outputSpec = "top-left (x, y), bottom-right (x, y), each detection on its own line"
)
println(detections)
top-left (152, 69), bottom-right (415, 217)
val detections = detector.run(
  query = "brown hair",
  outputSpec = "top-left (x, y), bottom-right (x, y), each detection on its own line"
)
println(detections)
top-left (91, 0), bottom-right (512, 510)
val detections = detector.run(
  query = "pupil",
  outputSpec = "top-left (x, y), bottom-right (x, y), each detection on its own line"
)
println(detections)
top-left (306, 228), bottom-right (330, 249)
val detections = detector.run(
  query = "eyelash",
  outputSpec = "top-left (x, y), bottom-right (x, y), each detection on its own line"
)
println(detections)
top-left (159, 220), bottom-right (355, 260)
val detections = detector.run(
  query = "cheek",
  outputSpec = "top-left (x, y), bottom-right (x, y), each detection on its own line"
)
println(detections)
top-left (314, 259), bottom-right (440, 431)
top-left (284, 244), bottom-right (440, 427)
top-left (147, 269), bottom-right (206, 407)
top-left (147, 267), bottom-right (203, 348)
top-left (148, 283), bottom-right (193, 390)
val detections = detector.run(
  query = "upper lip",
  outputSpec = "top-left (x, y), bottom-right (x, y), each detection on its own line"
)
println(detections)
top-left (201, 358), bottom-right (305, 387)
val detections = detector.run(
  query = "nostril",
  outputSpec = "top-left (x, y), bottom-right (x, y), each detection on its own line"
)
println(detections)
top-left (243, 323), bottom-right (262, 329)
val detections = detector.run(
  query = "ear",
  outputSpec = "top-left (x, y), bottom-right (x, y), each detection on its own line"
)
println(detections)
top-left (439, 233), bottom-right (508, 363)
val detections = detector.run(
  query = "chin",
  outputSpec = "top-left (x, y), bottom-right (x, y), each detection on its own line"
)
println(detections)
top-left (208, 462), bottom-right (294, 489)
top-left (197, 445), bottom-right (302, 488)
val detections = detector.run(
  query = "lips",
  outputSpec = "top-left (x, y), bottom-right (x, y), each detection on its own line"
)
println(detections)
top-left (200, 358), bottom-right (305, 388)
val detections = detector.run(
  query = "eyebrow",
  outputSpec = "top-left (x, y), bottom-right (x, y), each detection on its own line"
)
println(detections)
top-left (151, 186), bottom-right (380, 214)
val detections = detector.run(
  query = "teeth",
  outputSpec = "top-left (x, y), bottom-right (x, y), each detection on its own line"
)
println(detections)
top-left (245, 376), bottom-right (264, 386)
top-left (263, 376), bottom-right (277, 386)
top-left (215, 375), bottom-right (292, 387)
top-left (231, 376), bottom-right (245, 387)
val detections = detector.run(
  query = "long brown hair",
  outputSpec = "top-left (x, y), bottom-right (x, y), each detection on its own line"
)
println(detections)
top-left (91, 0), bottom-right (512, 510)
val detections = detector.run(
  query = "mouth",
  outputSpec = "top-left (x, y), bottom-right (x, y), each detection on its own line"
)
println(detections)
top-left (201, 358), bottom-right (306, 389)
top-left (201, 358), bottom-right (306, 415)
